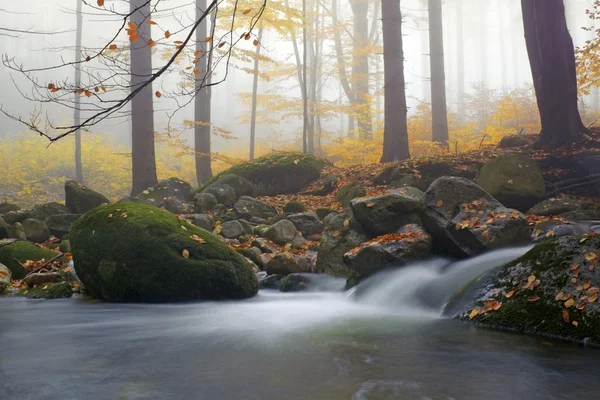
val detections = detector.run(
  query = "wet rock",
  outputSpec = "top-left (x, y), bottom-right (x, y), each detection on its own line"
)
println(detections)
top-left (64, 180), bottom-right (110, 214)
top-left (260, 274), bottom-right (283, 290)
top-left (265, 253), bottom-right (313, 275)
top-left (279, 273), bottom-right (312, 292)
top-left (21, 281), bottom-right (73, 299)
top-left (350, 187), bottom-right (423, 236)
top-left (264, 219), bottom-right (297, 245)
top-left (0, 241), bottom-right (57, 280)
top-left (286, 212), bottom-right (323, 236)
top-left (421, 176), bottom-right (531, 257)
top-left (21, 219), bottom-right (50, 243)
top-left (316, 214), bottom-right (368, 277)
top-left (24, 272), bottom-right (64, 288)
top-left (477, 153), bottom-right (545, 210)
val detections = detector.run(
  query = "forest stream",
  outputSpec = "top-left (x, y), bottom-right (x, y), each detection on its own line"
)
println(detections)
top-left (2, 247), bottom-right (600, 400)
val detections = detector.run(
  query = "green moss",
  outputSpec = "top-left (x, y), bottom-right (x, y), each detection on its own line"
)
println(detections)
top-left (70, 202), bottom-right (259, 302)
top-left (335, 183), bottom-right (366, 207)
top-left (21, 282), bottom-right (73, 299)
top-left (199, 152), bottom-right (325, 196)
top-left (283, 201), bottom-right (306, 214)
top-left (0, 241), bottom-right (58, 279)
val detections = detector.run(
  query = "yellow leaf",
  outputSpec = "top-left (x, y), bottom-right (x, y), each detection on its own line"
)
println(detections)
top-left (527, 274), bottom-right (536, 283)
top-left (121, 212), bottom-right (128, 219)
top-left (469, 309), bottom-right (479, 319)
top-left (589, 292), bottom-right (598, 303)
top-left (343, 219), bottom-right (350, 228)
top-left (366, 203), bottom-right (375, 208)
top-left (564, 298), bottom-right (575, 308)
top-left (507, 179), bottom-right (513, 184)
top-left (181, 225), bottom-right (187, 231)
top-left (243, 9), bottom-right (252, 15)
top-left (436, 199), bottom-right (443, 207)
top-left (505, 289), bottom-right (517, 298)
top-left (585, 252), bottom-right (597, 261)
top-left (182, 249), bottom-right (189, 259)
top-left (562, 309), bottom-right (570, 323)
top-left (584, 280), bottom-right (591, 290)
top-left (333, 231), bottom-right (341, 237)
top-left (108, 214), bottom-right (113, 218)
top-left (572, 320), bottom-right (579, 327)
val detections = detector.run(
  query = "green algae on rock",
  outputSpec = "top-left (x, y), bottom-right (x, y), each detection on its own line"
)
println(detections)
top-left (0, 241), bottom-right (58, 280)
top-left (70, 202), bottom-right (259, 302)
top-left (20, 281), bottom-right (73, 299)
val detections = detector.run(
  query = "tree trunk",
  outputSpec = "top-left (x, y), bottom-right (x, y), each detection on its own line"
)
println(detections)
top-left (456, 0), bottom-right (464, 118)
top-left (249, 24), bottom-right (263, 161)
top-left (380, 0), bottom-right (410, 162)
top-left (74, 0), bottom-right (83, 184)
top-left (479, 0), bottom-right (488, 83)
top-left (428, 0), bottom-right (449, 146)
top-left (521, 0), bottom-right (588, 147)
top-left (350, 0), bottom-right (372, 140)
top-left (498, 0), bottom-right (508, 95)
top-left (420, 16), bottom-right (430, 103)
top-left (194, 0), bottom-right (213, 184)
top-left (130, 0), bottom-right (158, 195)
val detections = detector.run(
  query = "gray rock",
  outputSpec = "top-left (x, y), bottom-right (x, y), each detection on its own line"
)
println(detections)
top-left (498, 134), bottom-right (532, 148)
top-left (287, 212), bottom-right (324, 236)
top-left (343, 224), bottom-right (432, 278)
top-left (161, 198), bottom-right (189, 214)
top-left (420, 176), bottom-right (531, 257)
top-left (64, 180), bottom-right (110, 214)
top-left (389, 174), bottom-right (428, 192)
top-left (527, 195), bottom-right (582, 216)
top-left (0, 263), bottom-right (10, 293)
top-left (31, 202), bottom-right (72, 221)
top-left (220, 220), bottom-right (245, 239)
top-left (252, 237), bottom-right (279, 253)
top-left (265, 253), bottom-right (313, 275)
top-left (21, 219), bottom-right (50, 243)
top-left (2, 209), bottom-right (31, 225)
top-left (279, 273), bottom-right (312, 292)
top-left (8, 223), bottom-right (26, 240)
top-left (24, 272), bottom-right (64, 288)
top-left (239, 219), bottom-right (253, 235)
top-left (350, 187), bottom-right (423, 236)
top-left (137, 177), bottom-right (195, 203)
top-left (291, 233), bottom-right (307, 249)
top-left (260, 274), bottom-right (283, 290)
top-left (316, 214), bottom-right (368, 277)
top-left (44, 214), bottom-right (82, 238)
top-left (315, 208), bottom-right (338, 221)
top-left (212, 174), bottom-right (255, 198)
top-left (0, 202), bottom-right (20, 215)
top-left (0, 216), bottom-right (9, 239)
top-left (190, 214), bottom-right (213, 231)
top-left (235, 247), bottom-right (262, 268)
top-left (264, 219), bottom-right (297, 245)
top-left (336, 182), bottom-right (366, 207)
top-left (204, 183), bottom-right (237, 207)
top-left (194, 192), bottom-right (218, 213)
top-left (233, 196), bottom-right (278, 220)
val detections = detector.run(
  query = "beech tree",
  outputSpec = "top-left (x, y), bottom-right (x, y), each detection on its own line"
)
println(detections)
top-left (428, 0), bottom-right (449, 147)
top-left (522, 0), bottom-right (588, 147)
top-left (380, 0), bottom-right (409, 162)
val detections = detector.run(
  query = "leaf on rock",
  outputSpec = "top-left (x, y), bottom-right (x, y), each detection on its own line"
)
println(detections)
top-left (505, 289), bottom-right (517, 298)
top-left (343, 219), bottom-right (350, 228)
top-left (562, 309), bottom-right (570, 323)
top-left (527, 295), bottom-right (540, 302)
top-left (528, 275), bottom-right (536, 283)
top-left (585, 252), bottom-right (597, 261)
top-left (469, 309), bottom-right (479, 319)
top-left (584, 280), bottom-right (591, 290)
top-left (436, 199), bottom-right (443, 207)
top-left (564, 298), bottom-right (575, 308)
top-left (182, 249), bottom-right (189, 259)
top-left (366, 203), bottom-right (375, 208)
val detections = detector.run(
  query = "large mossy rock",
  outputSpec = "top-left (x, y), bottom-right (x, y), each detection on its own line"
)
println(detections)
top-left (343, 224), bottom-right (432, 279)
top-left (65, 180), bottom-right (110, 214)
top-left (0, 241), bottom-right (58, 280)
top-left (207, 174), bottom-right (255, 198)
top-left (203, 183), bottom-right (237, 207)
top-left (21, 281), bottom-right (73, 299)
top-left (137, 178), bottom-right (195, 205)
top-left (201, 153), bottom-right (325, 196)
top-left (447, 236), bottom-right (600, 345)
top-left (286, 212), bottom-right (323, 236)
top-left (421, 177), bottom-right (531, 257)
top-left (233, 196), bottom-right (278, 220)
top-left (70, 203), bottom-right (258, 302)
top-left (476, 153), bottom-right (545, 210)
top-left (350, 187), bottom-right (423, 237)
top-left (316, 214), bottom-right (368, 277)
top-left (44, 214), bottom-right (82, 238)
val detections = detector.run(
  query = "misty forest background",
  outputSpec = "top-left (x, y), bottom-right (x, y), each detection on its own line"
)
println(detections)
top-left (0, 0), bottom-right (598, 206)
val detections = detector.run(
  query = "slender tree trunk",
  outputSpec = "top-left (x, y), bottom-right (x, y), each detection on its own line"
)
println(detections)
top-left (194, 0), bottom-right (213, 184)
top-left (498, 1), bottom-right (508, 95)
top-left (130, 0), bottom-right (158, 195)
top-left (521, 0), bottom-right (588, 147)
top-left (249, 24), bottom-right (263, 161)
top-left (302, 0), bottom-right (309, 152)
top-left (307, 0), bottom-right (317, 154)
top-left (74, 0), bottom-right (83, 183)
top-left (350, 0), bottom-right (372, 140)
top-left (420, 19), bottom-right (430, 103)
top-left (479, 0), bottom-right (488, 83)
top-left (428, 0), bottom-right (449, 146)
top-left (511, 11), bottom-right (520, 88)
top-left (456, 0), bottom-right (464, 119)
top-left (380, 0), bottom-right (410, 162)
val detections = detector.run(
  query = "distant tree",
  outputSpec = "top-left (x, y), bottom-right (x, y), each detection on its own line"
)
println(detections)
top-left (428, 0), bottom-right (449, 147)
top-left (380, 0), bottom-right (409, 162)
top-left (129, 0), bottom-right (158, 195)
top-left (74, 0), bottom-right (84, 184)
top-left (249, 23), bottom-right (264, 161)
top-left (521, 0), bottom-right (588, 147)
top-left (195, 0), bottom-right (213, 184)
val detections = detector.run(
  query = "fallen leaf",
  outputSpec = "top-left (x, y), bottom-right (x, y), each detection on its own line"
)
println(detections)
top-left (343, 219), bottom-right (350, 228)
top-left (586, 287), bottom-right (599, 296)
top-left (436, 199), bottom-right (443, 207)
top-left (108, 214), bottom-right (113, 218)
top-left (181, 225), bottom-right (188, 231)
top-left (564, 298), bottom-right (575, 308)
top-left (507, 179), bottom-right (513, 184)
top-left (528, 274), bottom-right (536, 283)
top-left (492, 302), bottom-right (502, 311)
top-left (585, 252), bottom-right (597, 261)
top-left (333, 231), bottom-right (341, 237)
top-left (589, 293), bottom-right (598, 303)
top-left (42, 285), bottom-right (48, 290)
top-left (182, 249), bottom-right (189, 259)
top-left (562, 309), bottom-right (570, 323)
top-left (121, 213), bottom-right (128, 219)
top-left (584, 280), bottom-right (591, 290)
top-left (366, 203), bottom-right (375, 208)
top-left (505, 289), bottom-right (517, 298)
top-left (572, 320), bottom-right (579, 327)
top-left (555, 291), bottom-right (565, 301)
top-left (469, 309), bottom-right (479, 319)
top-left (528, 295), bottom-right (540, 302)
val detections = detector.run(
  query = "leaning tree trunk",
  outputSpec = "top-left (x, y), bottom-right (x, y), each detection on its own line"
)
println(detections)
top-left (380, 0), bottom-right (410, 162)
top-left (74, 0), bottom-right (84, 184)
top-left (194, 0), bottom-right (213, 184)
top-left (521, 0), bottom-right (588, 147)
top-left (428, 0), bottom-right (449, 147)
top-left (130, 0), bottom-right (158, 195)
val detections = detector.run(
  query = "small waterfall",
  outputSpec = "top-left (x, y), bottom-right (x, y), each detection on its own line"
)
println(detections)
top-left (350, 245), bottom-right (533, 315)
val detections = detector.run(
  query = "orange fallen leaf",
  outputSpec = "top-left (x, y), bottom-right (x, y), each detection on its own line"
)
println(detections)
top-left (436, 199), bottom-right (443, 207)
top-left (584, 280), bottom-right (591, 290)
top-left (121, 212), bottom-right (128, 219)
top-left (555, 292), bottom-right (565, 301)
top-left (527, 274), bottom-right (536, 283)
top-left (182, 249), bottom-right (189, 259)
top-left (343, 219), bottom-right (350, 228)
top-left (366, 203), bottom-right (375, 208)
top-left (585, 252), bottom-right (597, 261)
top-left (564, 298), bottom-right (575, 308)
top-left (505, 289), bottom-right (517, 298)
top-left (332, 231), bottom-right (341, 237)
top-left (527, 295), bottom-right (540, 302)
top-left (562, 309), bottom-right (570, 323)
top-left (572, 321), bottom-right (579, 327)
top-left (469, 309), bottom-right (479, 319)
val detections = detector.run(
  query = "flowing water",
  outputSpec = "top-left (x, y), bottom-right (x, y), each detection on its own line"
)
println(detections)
top-left (1, 247), bottom-right (600, 400)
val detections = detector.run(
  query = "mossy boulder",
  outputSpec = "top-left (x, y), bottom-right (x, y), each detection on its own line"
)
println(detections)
top-left (316, 214), bottom-right (368, 277)
top-left (527, 195), bottom-right (582, 216)
top-left (446, 236), bottom-right (600, 345)
top-left (421, 177), bottom-right (532, 257)
top-left (21, 281), bottom-right (73, 299)
top-left (335, 182), bottom-right (366, 208)
top-left (207, 174), bottom-right (255, 198)
top-left (21, 219), bottom-right (50, 243)
top-left (283, 201), bottom-right (306, 214)
top-left (201, 152), bottom-right (325, 196)
top-left (30, 202), bottom-right (72, 221)
top-left (65, 180), bottom-right (110, 214)
top-left (350, 187), bottom-right (423, 237)
top-left (233, 196), bottom-right (278, 220)
top-left (193, 192), bottom-right (218, 213)
top-left (0, 241), bottom-right (58, 280)
top-left (315, 208), bottom-right (338, 220)
top-left (137, 177), bottom-right (195, 205)
top-left (498, 135), bottom-right (532, 149)
top-left (8, 222), bottom-right (26, 240)
top-left (2, 209), bottom-right (30, 225)
top-left (477, 154), bottom-right (545, 210)
top-left (286, 212), bottom-right (323, 236)
top-left (70, 203), bottom-right (259, 302)
top-left (204, 183), bottom-right (237, 207)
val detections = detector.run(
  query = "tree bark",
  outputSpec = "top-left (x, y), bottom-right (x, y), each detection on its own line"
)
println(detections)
top-left (350, 0), bottom-right (372, 140)
top-left (249, 24), bottom-right (263, 161)
top-left (194, 0), bottom-right (213, 184)
top-left (74, 0), bottom-right (83, 184)
top-left (130, 0), bottom-right (158, 195)
top-left (456, 0), bottom-right (464, 118)
top-left (428, 0), bottom-right (449, 147)
top-left (380, 0), bottom-right (410, 162)
top-left (521, 0), bottom-right (588, 147)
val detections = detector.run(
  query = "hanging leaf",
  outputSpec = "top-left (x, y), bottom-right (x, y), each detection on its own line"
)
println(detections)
top-left (155, 91), bottom-right (162, 98)
top-left (164, 30), bottom-right (171, 39)
top-left (84, 90), bottom-right (92, 98)
top-left (194, 50), bottom-right (202, 56)
top-left (193, 69), bottom-right (199, 75)
top-left (205, 36), bottom-right (213, 42)
top-left (242, 9), bottom-right (252, 15)
top-left (253, 39), bottom-right (259, 46)
top-left (47, 83), bottom-right (56, 90)
top-left (245, 33), bottom-right (251, 40)
top-left (174, 40), bottom-right (183, 45)
top-left (218, 42), bottom-right (225, 48)
top-left (109, 44), bottom-right (118, 50)
top-left (97, 0), bottom-right (105, 6)
top-left (128, 22), bottom-right (137, 29)
top-left (147, 39), bottom-right (155, 48)
top-left (146, 20), bottom-right (157, 25)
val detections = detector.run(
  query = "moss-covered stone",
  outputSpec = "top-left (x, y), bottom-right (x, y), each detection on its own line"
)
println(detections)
top-left (477, 153), bottom-right (545, 210)
top-left (315, 208), bottom-right (338, 220)
top-left (64, 180), bottom-right (110, 214)
top-left (316, 214), bottom-right (368, 277)
top-left (21, 281), bottom-right (73, 299)
top-left (527, 195), bottom-right (582, 216)
top-left (200, 152), bottom-right (325, 196)
top-left (498, 135), bottom-right (532, 149)
top-left (137, 177), bottom-right (195, 204)
top-left (449, 236), bottom-right (600, 345)
top-left (283, 201), bottom-right (306, 214)
top-left (0, 216), bottom-right (9, 239)
top-left (335, 182), bottom-right (366, 207)
top-left (0, 202), bottom-right (20, 215)
top-left (70, 202), bottom-right (259, 302)
top-left (209, 174), bottom-right (255, 198)
top-left (21, 219), bottom-right (50, 243)
top-left (0, 241), bottom-right (58, 280)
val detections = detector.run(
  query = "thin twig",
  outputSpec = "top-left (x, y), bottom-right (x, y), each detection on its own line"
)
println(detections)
top-left (24, 253), bottom-right (64, 277)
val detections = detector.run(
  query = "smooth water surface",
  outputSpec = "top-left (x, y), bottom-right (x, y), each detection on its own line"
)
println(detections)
top-left (1, 288), bottom-right (599, 400)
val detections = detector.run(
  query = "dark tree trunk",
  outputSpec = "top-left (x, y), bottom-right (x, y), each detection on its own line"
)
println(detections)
top-left (380, 0), bottom-right (410, 162)
top-left (194, 0), bottom-right (213, 184)
top-left (521, 0), bottom-right (588, 147)
top-left (130, 0), bottom-right (158, 195)
top-left (428, 0), bottom-right (449, 147)
top-left (74, 0), bottom-right (84, 184)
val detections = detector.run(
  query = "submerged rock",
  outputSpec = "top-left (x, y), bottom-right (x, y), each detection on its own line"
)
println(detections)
top-left (447, 236), bottom-right (600, 345)
top-left (64, 180), bottom-right (110, 214)
top-left (70, 202), bottom-right (259, 302)
top-left (279, 273), bottom-right (313, 292)
top-left (420, 177), bottom-right (531, 257)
